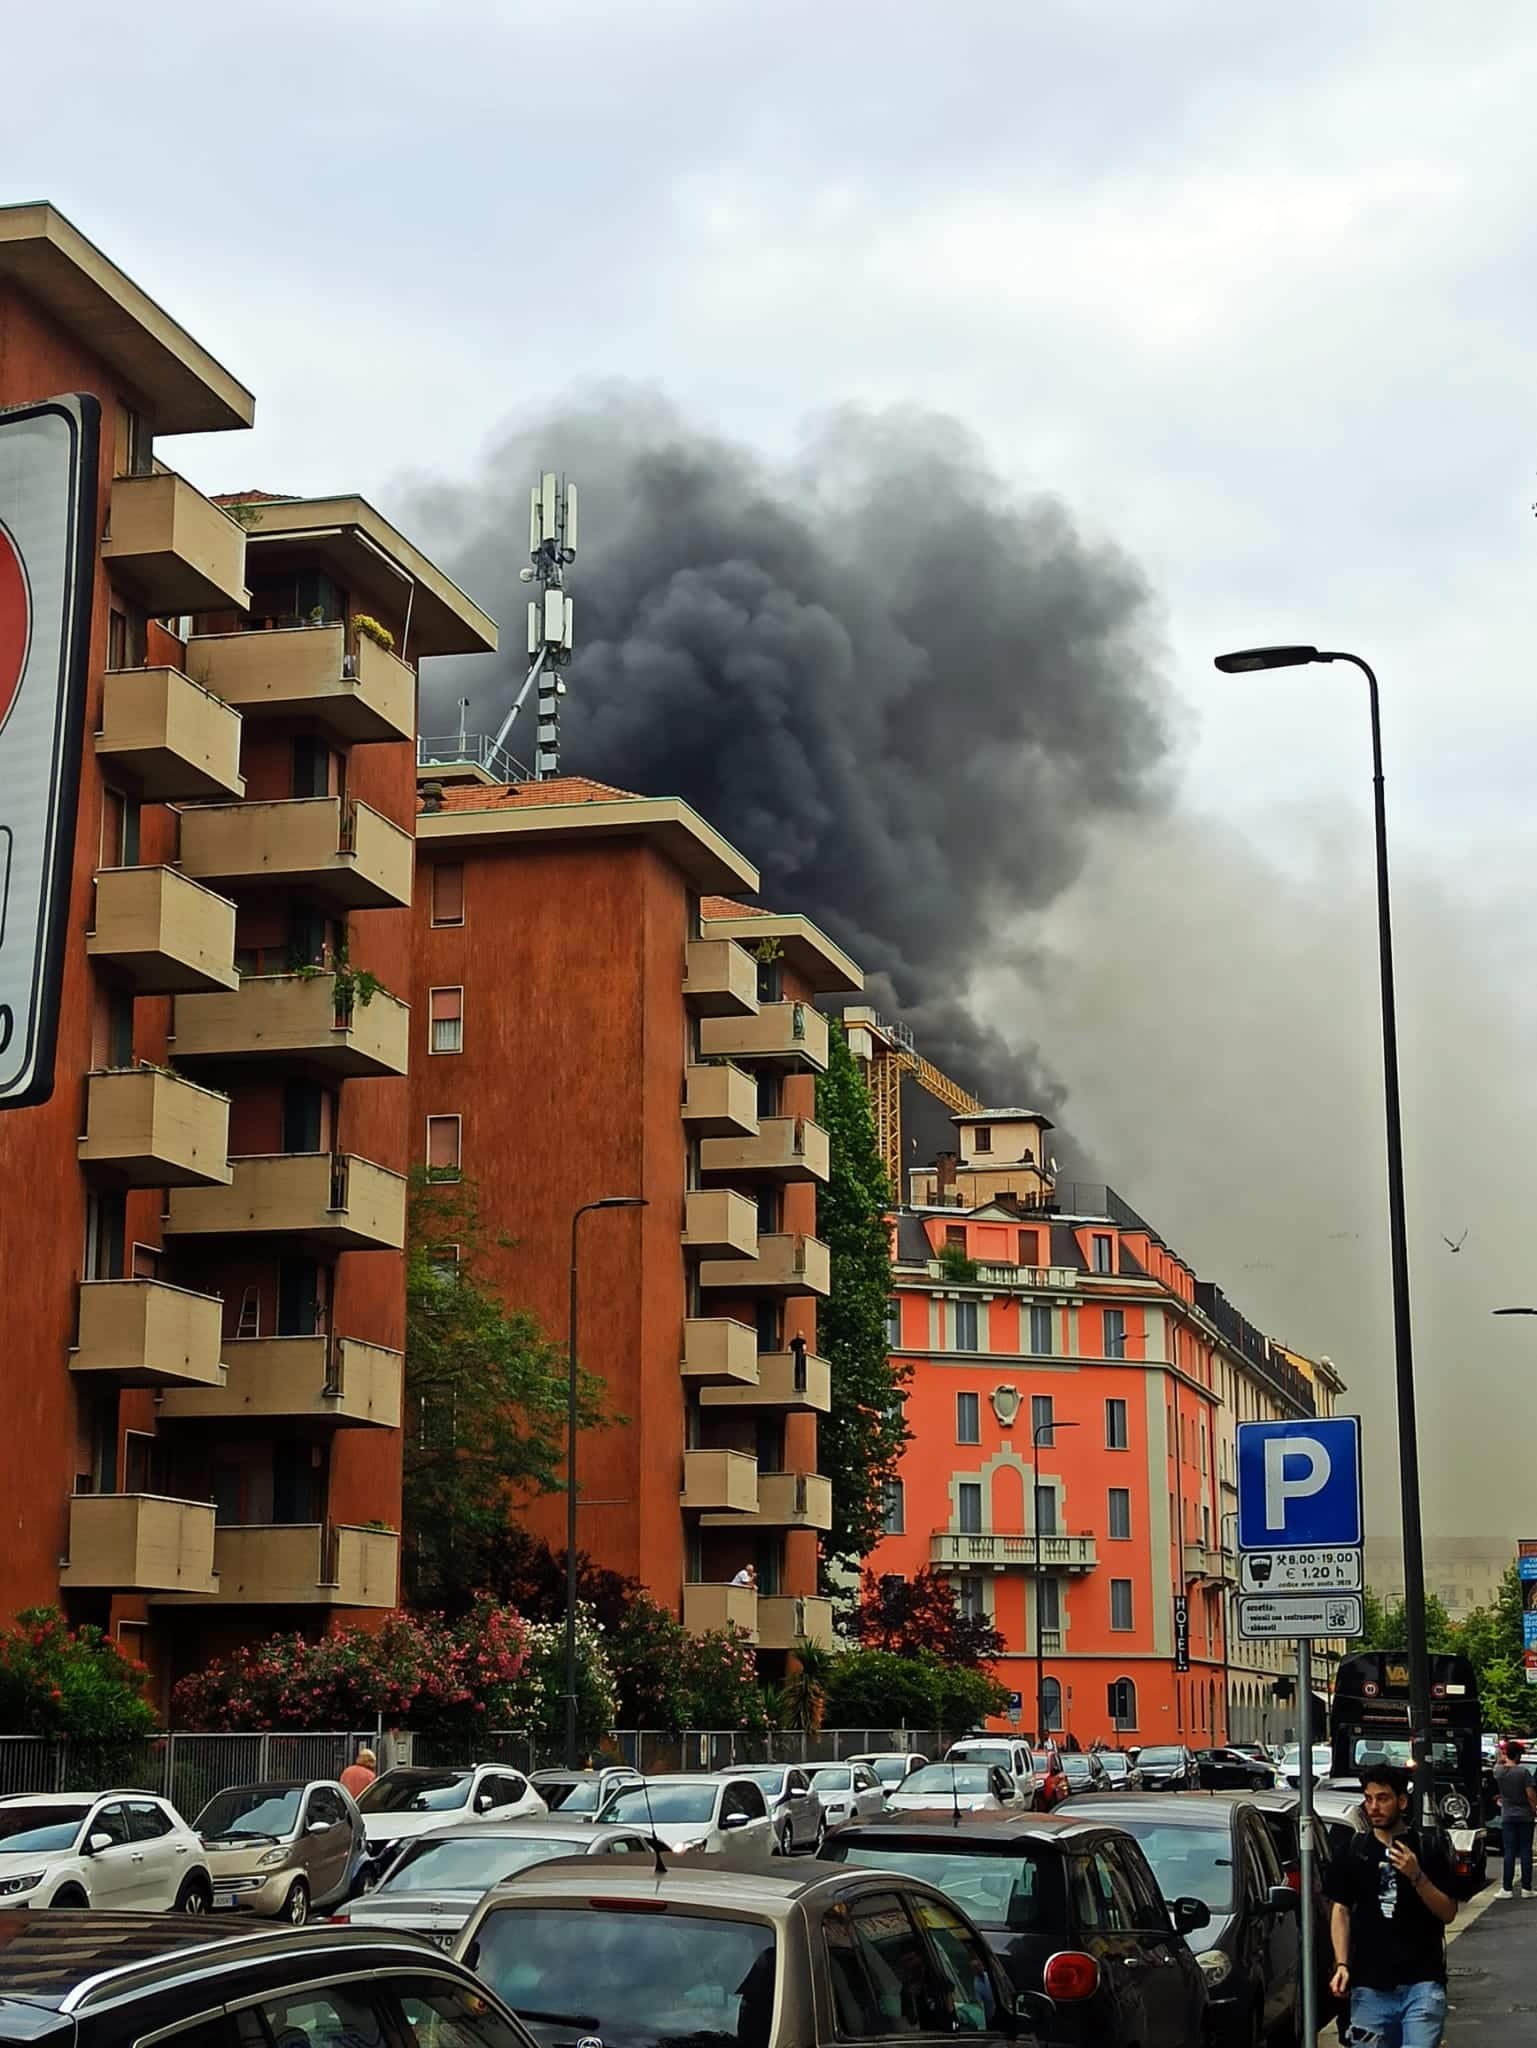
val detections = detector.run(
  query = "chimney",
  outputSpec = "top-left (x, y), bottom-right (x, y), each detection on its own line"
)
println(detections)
top-left (419, 780), bottom-right (445, 814)
top-left (936, 1150), bottom-right (959, 1194)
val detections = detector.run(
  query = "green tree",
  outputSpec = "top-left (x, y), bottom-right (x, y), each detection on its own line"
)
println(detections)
top-left (1360, 1586), bottom-right (1458, 1655)
top-left (822, 1650), bottom-right (940, 1728)
top-left (816, 1023), bottom-right (909, 1580)
top-left (402, 1171), bottom-right (610, 1609)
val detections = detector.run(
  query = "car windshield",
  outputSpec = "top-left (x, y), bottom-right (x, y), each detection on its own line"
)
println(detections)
top-left (810, 1768), bottom-right (852, 1792)
top-left (1029, 1752), bottom-right (1056, 1772)
top-left (867, 1759), bottom-right (909, 1787)
top-left (835, 1840), bottom-right (1059, 1931)
top-left (951, 1746), bottom-right (1011, 1769)
top-left (384, 1834), bottom-right (586, 1892)
top-left (1350, 1739), bottom-right (1459, 1769)
top-left (473, 1903), bottom-right (777, 2048)
top-left (1280, 1747), bottom-right (1331, 1769)
top-left (737, 1770), bottom-right (788, 1796)
top-left (0, 1805), bottom-right (89, 1854)
top-left (536, 1778), bottom-right (603, 1814)
top-left (1138, 1748), bottom-right (1184, 1765)
top-left (903, 1766), bottom-right (988, 1795)
top-left (603, 1784), bottom-right (718, 1825)
top-left (196, 1786), bottom-right (303, 1840)
top-left (1108, 1819), bottom-right (1235, 1913)
top-left (1101, 1755), bottom-right (1131, 1777)
top-left (358, 1770), bottom-right (472, 1814)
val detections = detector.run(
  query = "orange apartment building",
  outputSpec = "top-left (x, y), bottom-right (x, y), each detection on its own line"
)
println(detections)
top-left (868, 1108), bottom-right (1339, 1749)
top-left (410, 768), bottom-right (863, 1671)
top-left (0, 204), bottom-right (493, 1696)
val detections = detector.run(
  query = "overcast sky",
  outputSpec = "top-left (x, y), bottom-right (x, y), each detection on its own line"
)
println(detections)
top-left (13, 0), bottom-right (1537, 1541)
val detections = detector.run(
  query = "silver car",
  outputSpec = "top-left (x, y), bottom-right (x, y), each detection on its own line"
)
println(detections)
top-left (731, 1765), bottom-right (826, 1854)
top-left (807, 1762), bottom-right (888, 1831)
top-left (527, 1766), bottom-right (642, 1818)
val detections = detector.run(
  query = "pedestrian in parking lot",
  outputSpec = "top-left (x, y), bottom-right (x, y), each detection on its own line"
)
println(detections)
top-left (1325, 1761), bottom-right (1457, 2048)
top-left (340, 1745), bottom-right (377, 1797)
top-left (1493, 1738), bottom-right (1537, 1898)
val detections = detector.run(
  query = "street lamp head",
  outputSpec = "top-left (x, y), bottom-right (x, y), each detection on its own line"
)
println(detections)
top-left (1493, 1307), bottom-right (1537, 1315)
top-left (594, 1196), bottom-right (647, 1209)
top-left (1213, 645), bottom-right (1321, 674)
top-left (1035, 1418), bottom-right (1082, 1443)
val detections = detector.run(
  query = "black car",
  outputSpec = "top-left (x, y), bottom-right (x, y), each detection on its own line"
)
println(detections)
top-left (1133, 1745), bottom-right (1200, 1792)
top-left (1056, 1754), bottom-right (1109, 1797)
top-left (1196, 1748), bottom-right (1278, 1792)
top-left (1060, 1796), bottom-right (1299, 2047)
top-left (0, 1913), bottom-right (538, 2048)
top-left (823, 1814), bottom-right (1210, 2048)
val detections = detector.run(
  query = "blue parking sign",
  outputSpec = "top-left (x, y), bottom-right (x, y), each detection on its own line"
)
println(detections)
top-left (1236, 1418), bottom-right (1363, 1550)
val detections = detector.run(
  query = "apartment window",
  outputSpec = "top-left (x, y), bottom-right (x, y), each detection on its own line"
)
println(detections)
top-left (1092, 1233), bottom-right (1114, 1274)
top-left (1030, 1392), bottom-right (1054, 1441)
top-left (1034, 1486), bottom-right (1058, 1536)
top-left (954, 1300), bottom-right (979, 1352)
top-left (1103, 1309), bottom-right (1126, 1360)
top-left (1202, 1504), bottom-right (1211, 1547)
top-left (884, 1297), bottom-right (903, 1347)
top-left (757, 1301), bottom-right (784, 1350)
top-left (1108, 1488), bottom-right (1132, 1541)
top-left (756, 957), bottom-right (783, 1003)
top-left (429, 1244), bottom-right (461, 1283)
top-left (291, 735), bottom-right (338, 799)
top-left (955, 1575), bottom-right (985, 1621)
top-left (1110, 1579), bottom-right (1134, 1631)
top-left (100, 786), bottom-right (140, 868)
top-left (1028, 1305), bottom-right (1054, 1355)
top-left (431, 863), bottom-right (465, 927)
top-left (430, 987), bottom-right (463, 1054)
top-left (756, 1186), bottom-right (781, 1232)
top-left (957, 1482), bottom-right (983, 1534)
top-left (945, 1226), bottom-right (967, 1251)
top-left (1040, 1676), bottom-right (1062, 1732)
top-left (1017, 1230), bottom-right (1038, 1267)
top-left (881, 1480), bottom-right (905, 1536)
top-left (426, 1114), bottom-right (462, 1179)
top-left (973, 1125), bottom-right (992, 1153)
top-left (84, 1189), bottom-right (127, 1282)
top-left (114, 403), bottom-right (152, 478)
top-left (1037, 1576), bottom-right (1061, 1629)
top-left (956, 1392), bottom-right (980, 1445)
top-left (1200, 1420), bottom-right (1208, 1473)
top-left (1105, 1397), bottom-right (1129, 1450)
top-left (756, 1071), bottom-right (781, 1118)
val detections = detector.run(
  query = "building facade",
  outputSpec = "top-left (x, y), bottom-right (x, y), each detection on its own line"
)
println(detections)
top-left (410, 771), bottom-right (862, 1670)
top-left (0, 204), bottom-right (492, 1698)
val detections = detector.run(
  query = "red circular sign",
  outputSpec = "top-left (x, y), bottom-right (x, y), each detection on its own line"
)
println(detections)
top-left (0, 520), bottom-right (29, 738)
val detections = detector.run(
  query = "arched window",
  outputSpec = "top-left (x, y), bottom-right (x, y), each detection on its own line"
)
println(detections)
top-left (1041, 1676), bottom-right (1063, 1732)
top-left (1107, 1677), bottom-right (1137, 1731)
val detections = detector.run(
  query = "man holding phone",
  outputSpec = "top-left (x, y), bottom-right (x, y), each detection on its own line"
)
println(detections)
top-left (1324, 1761), bottom-right (1458, 2046)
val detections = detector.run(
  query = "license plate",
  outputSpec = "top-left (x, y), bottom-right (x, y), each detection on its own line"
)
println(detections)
top-left (431, 1933), bottom-right (455, 1950)
top-left (213, 1893), bottom-right (236, 1910)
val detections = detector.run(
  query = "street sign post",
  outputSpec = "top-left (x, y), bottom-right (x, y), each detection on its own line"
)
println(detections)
top-left (1238, 1592), bottom-right (1364, 1640)
top-left (1239, 1547), bottom-right (1363, 1594)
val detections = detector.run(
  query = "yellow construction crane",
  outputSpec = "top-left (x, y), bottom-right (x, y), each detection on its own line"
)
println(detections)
top-left (841, 1005), bottom-right (982, 1194)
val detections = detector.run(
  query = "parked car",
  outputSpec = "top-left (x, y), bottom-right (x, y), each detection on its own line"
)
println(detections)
top-left (1276, 1744), bottom-right (1332, 1790)
top-left (825, 1813), bottom-right (1211, 2048)
top-left (1201, 1791), bottom-right (1341, 2034)
top-left (0, 1791), bottom-right (212, 1912)
top-left (334, 1819), bottom-right (659, 1944)
top-left (527, 1764), bottom-right (642, 1816)
top-left (946, 1738), bottom-right (1042, 1807)
top-left (807, 1761), bottom-right (890, 1830)
top-left (1196, 1748), bottom-right (1279, 1791)
top-left (0, 1913), bottom-right (540, 2048)
top-left (1133, 1745), bottom-right (1200, 1792)
top-left (1097, 1751), bottom-right (1142, 1792)
top-left (887, 1763), bottom-right (1024, 1815)
top-left (1057, 1753), bottom-right (1110, 1797)
top-left (597, 1773), bottom-right (776, 1861)
top-left (195, 1778), bottom-right (362, 1923)
top-left (847, 1751), bottom-right (929, 1791)
top-left (1029, 1748), bottom-right (1070, 1807)
top-left (734, 1764), bottom-right (828, 1853)
top-left (355, 1766), bottom-right (546, 1883)
top-left (457, 1854), bottom-right (1054, 2048)
top-left (1063, 1794), bottom-right (1300, 2046)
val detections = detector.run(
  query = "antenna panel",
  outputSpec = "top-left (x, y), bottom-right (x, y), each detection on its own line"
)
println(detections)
top-left (563, 483), bottom-right (578, 553)
top-left (528, 486), bottom-right (541, 556)
top-left (540, 472), bottom-right (558, 544)
top-left (527, 600), bottom-right (541, 657)
top-left (543, 587), bottom-right (565, 644)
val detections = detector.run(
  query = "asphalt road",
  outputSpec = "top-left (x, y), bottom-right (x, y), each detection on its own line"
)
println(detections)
top-left (1439, 1884), bottom-right (1537, 2041)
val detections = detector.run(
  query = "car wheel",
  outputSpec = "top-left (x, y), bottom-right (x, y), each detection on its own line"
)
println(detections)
top-left (1250, 1773), bottom-right (1269, 1791)
top-left (774, 1825), bottom-right (791, 1858)
top-left (282, 1877), bottom-right (310, 1925)
top-left (48, 1887), bottom-right (88, 1910)
top-left (814, 1815), bottom-right (827, 1855)
top-left (175, 1875), bottom-right (212, 1915)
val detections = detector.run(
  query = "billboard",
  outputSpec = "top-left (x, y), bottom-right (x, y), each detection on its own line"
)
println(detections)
top-left (1521, 1541), bottom-right (1537, 1683)
top-left (0, 396), bottom-right (99, 1109)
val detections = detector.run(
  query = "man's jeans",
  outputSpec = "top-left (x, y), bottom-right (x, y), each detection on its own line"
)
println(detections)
top-left (1503, 1813), bottom-right (1535, 1892)
top-left (1347, 1981), bottom-right (1448, 2047)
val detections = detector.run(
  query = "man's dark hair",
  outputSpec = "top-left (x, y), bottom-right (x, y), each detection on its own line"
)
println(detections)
top-left (1507, 1740), bottom-right (1525, 1764)
top-left (1358, 1760), bottom-right (1410, 1798)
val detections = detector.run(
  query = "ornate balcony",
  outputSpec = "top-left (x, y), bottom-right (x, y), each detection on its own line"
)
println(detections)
top-left (929, 1531), bottom-right (1099, 1573)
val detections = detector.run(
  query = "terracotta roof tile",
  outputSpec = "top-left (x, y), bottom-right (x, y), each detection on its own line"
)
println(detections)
top-left (420, 775), bottom-right (639, 814)
top-left (701, 894), bottom-right (772, 918)
top-left (211, 490), bottom-right (301, 506)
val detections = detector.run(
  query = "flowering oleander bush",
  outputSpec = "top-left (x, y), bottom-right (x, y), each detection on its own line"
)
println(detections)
top-left (0, 1608), bottom-right (155, 1742)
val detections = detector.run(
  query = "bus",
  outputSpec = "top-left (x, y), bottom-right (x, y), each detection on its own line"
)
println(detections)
top-left (1329, 1650), bottom-right (1487, 1890)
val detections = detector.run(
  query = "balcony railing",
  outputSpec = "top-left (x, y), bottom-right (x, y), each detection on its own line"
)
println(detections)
top-left (72, 1277), bottom-right (225, 1388)
top-left (102, 471), bottom-right (249, 613)
top-left (185, 625), bottom-right (414, 746)
top-left (96, 666), bottom-right (245, 802)
top-left (173, 972), bottom-right (409, 1078)
top-left (1183, 1542), bottom-right (1227, 1582)
top-left (417, 731), bottom-right (530, 784)
top-left (78, 1067), bottom-right (232, 1188)
top-left (164, 1151), bottom-right (407, 1252)
top-left (699, 1348), bottom-right (830, 1413)
top-left (923, 1259), bottom-right (1078, 1290)
top-left (929, 1530), bottom-right (1099, 1572)
top-left (178, 795), bottom-right (413, 913)
top-left (698, 1002), bottom-right (830, 1072)
top-left (158, 1334), bottom-right (403, 1429)
top-left (60, 1493), bottom-right (218, 1594)
top-left (682, 1583), bottom-right (759, 1640)
top-left (682, 1063), bottom-right (758, 1138)
top-left (699, 1231), bottom-right (831, 1298)
top-left (699, 1116), bottom-right (830, 1185)
top-left (683, 939), bottom-right (758, 1018)
top-left (88, 866), bottom-right (238, 995)
top-left (152, 1522), bottom-right (398, 1607)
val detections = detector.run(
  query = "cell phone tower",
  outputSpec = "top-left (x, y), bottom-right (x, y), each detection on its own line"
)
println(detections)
top-left (488, 471), bottom-right (576, 780)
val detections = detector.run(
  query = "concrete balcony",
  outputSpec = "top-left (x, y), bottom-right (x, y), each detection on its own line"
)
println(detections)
top-left (72, 1278), bottom-right (225, 1389)
top-left (173, 972), bottom-right (409, 1078)
top-left (59, 1493), bottom-right (218, 1595)
top-left (704, 1470), bottom-right (832, 1531)
top-left (758, 1595), bottom-right (836, 1652)
top-left (88, 866), bottom-right (237, 995)
top-left (78, 1068), bottom-right (231, 1188)
top-left (184, 624), bottom-right (414, 746)
top-left (159, 1334), bottom-right (402, 1429)
top-left (683, 1189), bottom-right (759, 1260)
top-left (700, 1231), bottom-right (831, 1298)
top-left (681, 1449), bottom-right (760, 1516)
top-left (95, 667), bottom-right (244, 802)
top-left (699, 1002), bottom-right (829, 1072)
top-left (164, 1152), bottom-right (406, 1252)
top-left (682, 1063), bottom-right (758, 1138)
top-left (683, 1583), bottom-right (759, 1640)
top-left (681, 1318), bottom-right (760, 1387)
top-left (929, 1531), bottom-right (1099, 1573)
top-left (700, 1116), bottom-right (830, 1185)
top-left (700, 1348), bottom-right (830, 1414)
top-left (102, 471), bottom-right (249, 614)
top-left (153, 1523), bottom-right (398, 1607)
top-left (683, 939), bottom-right (758, 1018)
top-left (1183, 1542), bottom-right (1227, 1583)
top-left (179, 796), bottom-right (413, 913)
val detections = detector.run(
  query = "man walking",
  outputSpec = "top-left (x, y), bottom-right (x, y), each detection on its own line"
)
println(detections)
top-left (1493, 1738), bottom-right (1537, 1898)
top-left (340, 1745), bottom-right (377, 1798)
top-left (1325, 1761), bottom-right (1457, 2047)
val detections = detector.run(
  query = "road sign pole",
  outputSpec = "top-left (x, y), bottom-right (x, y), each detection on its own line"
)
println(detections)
top-left (1297, 1638), bottom-right (1318, 2048)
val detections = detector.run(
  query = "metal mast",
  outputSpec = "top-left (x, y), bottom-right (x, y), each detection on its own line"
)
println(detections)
top-left (489, 471), bottom-right (577, 780)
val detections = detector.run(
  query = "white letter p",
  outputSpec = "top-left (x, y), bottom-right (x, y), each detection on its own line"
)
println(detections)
top-left (1262, 1436), bottom-right (1329, 1534)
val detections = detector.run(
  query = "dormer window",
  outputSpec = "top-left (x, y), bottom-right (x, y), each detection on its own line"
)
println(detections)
top-left (973, 1125), bottom-right (992, 1153)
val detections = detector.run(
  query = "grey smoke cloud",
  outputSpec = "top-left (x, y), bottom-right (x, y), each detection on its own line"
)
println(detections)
top-left (415, 390), bottom-right (1172, 1102)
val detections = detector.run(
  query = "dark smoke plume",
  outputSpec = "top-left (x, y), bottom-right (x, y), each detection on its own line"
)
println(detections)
top-left (414, 390), bottom-right (1173, 1104)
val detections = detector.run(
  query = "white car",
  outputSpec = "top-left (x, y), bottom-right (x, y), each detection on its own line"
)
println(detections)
top-left (846, 1751), bottom-right (929, 1793)
top-left (944, 1737), bottom-right (1042, 1806)
top-left (1277, 1744), bottom-right (1333, 1789)
top-left (806, 1762), bottom-right (889, 1830)
top-left (596, 1775), bottom-right (775, 1862)
top-left (356, 1765), bottom-right (546, 1874)
top-left (887, 1762), bottom-right (1025, 1814)
top-left (0, 1790), bottom-right (212, 1911)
